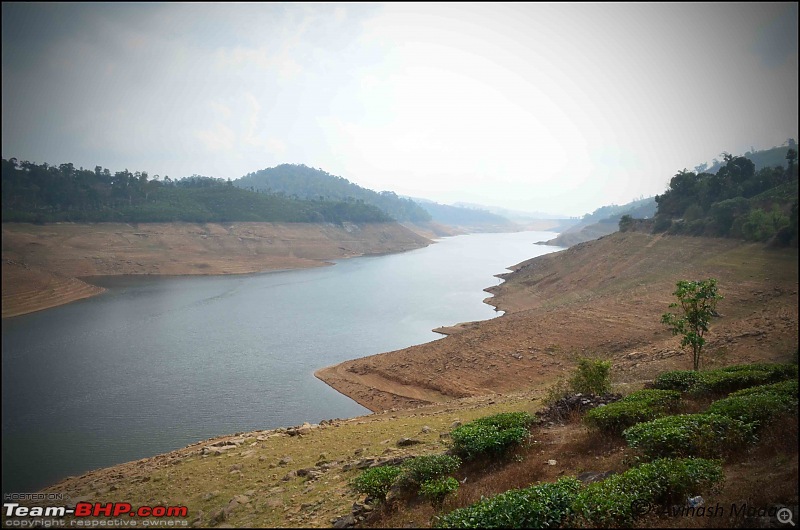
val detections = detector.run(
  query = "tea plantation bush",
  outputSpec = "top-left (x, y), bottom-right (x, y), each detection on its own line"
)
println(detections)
top-left (434, 477), bottom-right (581, 528)
top-left (450, 412), bottom-right (534, 459)
top-left (706, 388), bottom-right (798, 428)
top-left (653, 363), bottom-right (797, 395)
top-left (727, 378), bottom-right (798, 398)
top-left (400, 454), bottom-right (461, 486)
top-left (623, 414), bottom-right (754, 459)
top-left (571, 458), bottom-right (723, 527)
top-left (350, 465), bottom-right (404, 501)
top-left (583, 389), bottom-right (681, 434)
top-left (420, 476), bottom-right (460, 507)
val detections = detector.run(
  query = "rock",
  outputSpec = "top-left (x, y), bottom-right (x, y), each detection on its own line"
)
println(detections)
top-left (281, 470), bottom-right (297, 481)
top-left (450, 421), bottom-right (462, 429)
top-left (547, 459), bottom-right (557, 466)
top-left (332, 514), bottom-right (356, 529)
top-left (397, 438), bottom-right (423, 447)
top-left (229, 464), bottom-right (242, 472)
top-left (278, 456), bottom-right (293, 466)
top-left (202, 491), bottom-right (219, 501)
top-left (577, 471), bottom-right (614, 483)
top-left (208, 509), bottom-right (226, 526)
top-left (421, 426), bottom-right (431, 434)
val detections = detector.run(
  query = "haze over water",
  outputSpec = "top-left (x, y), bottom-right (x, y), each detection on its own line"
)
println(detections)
top-left (2, 231), bottom-right (561, 494)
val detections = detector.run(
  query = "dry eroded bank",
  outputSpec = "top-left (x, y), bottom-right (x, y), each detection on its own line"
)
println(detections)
top-left (1, 221), bottom-right (431, 318)
top-left (316, 232), bottom-right (799, 411)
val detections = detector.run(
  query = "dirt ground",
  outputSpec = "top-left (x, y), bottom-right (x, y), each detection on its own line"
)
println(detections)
top-left (316, 232), bottom-right (799, 412)
top-left (1, 221), bottom-right (431, 318)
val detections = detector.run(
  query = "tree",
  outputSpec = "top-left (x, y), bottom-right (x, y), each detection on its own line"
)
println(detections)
top-left (661, 279), bottom-right (723, 371)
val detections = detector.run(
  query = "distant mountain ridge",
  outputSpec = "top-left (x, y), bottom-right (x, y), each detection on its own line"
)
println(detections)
top-left (406, 197), bottom-right (517, 231)
top-left (540, 196), bottom-right (657, 247)
top-left (235, 164), bottom-right (431, 223)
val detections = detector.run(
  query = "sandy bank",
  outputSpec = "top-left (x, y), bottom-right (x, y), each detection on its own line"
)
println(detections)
top-left (316, 232), bottom-right (799, 412)
top-left (1, 221), bottom-right (430, 318)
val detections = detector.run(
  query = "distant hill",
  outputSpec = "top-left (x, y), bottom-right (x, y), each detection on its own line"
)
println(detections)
top-left (235, 164), bottom-right (431, 223)
top-left (408, 198), bottom-right (517, 232)
top-left (705, 143), bottom-right (796, 174)
top-left (539, 196), bottom-right (657, 247)
top-left (451, 202), bottom-right (566, 221)
top-left (1, 159), bottom-right (392, 224)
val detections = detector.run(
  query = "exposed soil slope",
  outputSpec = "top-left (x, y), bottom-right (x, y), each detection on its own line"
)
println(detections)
top-left (1, 222), bottom-right (430, 318)
top-left (316, 232), bottom-right (798, 411)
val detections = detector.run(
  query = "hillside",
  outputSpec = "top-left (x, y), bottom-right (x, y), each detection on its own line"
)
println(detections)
top-left (410, 198), bottom-right (518, 232)
top-left (236, 164), bottom-right (431, 223)
top-left (316, 231), bottom-right (797, 411)
top-left (1, 222), bottom-right (430, 318)
top-left (540, 196), bottom-right (656, 247)
top-left (12, 230), bottom-right (796, 529)
top-left (706, 143), bottom-right (796, 174)
top-left (1, 159), bottom-right (393, 225)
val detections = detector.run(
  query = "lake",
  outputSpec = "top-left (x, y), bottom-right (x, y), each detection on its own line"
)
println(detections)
top-left (1, 230), bottom-right (561, 494)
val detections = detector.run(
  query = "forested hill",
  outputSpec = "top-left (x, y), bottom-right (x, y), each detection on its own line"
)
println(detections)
top-left (652, 145), bottom-right (798, 246)
top-left (0, 159), bottom-right (392, 224)
top-left (704, 143), bottom-right (797, 174)
top-left (235, 164), bottom-right (431, 223)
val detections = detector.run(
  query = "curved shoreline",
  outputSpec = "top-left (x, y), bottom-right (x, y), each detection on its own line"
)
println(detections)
top-left (2, 221), bottom-right (431, 318)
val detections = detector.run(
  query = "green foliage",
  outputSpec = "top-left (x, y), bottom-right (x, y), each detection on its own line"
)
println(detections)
top-left (741, 206), bottom-right (790, 242)
top-left (653, 363), bottom-right (798, 395)
top-left (434, 477), bottom-right (581, 528)
top-left (571, 458), bottom-right (723, 527)
top-left (350, 465), bottom-right (404, 501)
top-left (583, 389), bottom-right (681, 434)
top-left (449, 412), bottom-right (534, 459)
top-left (623, 414), bottom-right (754, 459)
top-left (420, 477), bottom-right (459, 507)
top-left (235, 163), bottom-right (432, 223)
top-left (706, 388), bottom-right (798, 428)
top-left (618, 214), bottom-right (634, 232)
top-left (661, 278), bottom-right (722, 371)
top-left (400, 454), bottom-right (462, 487)
top-left (654, 146), bottom-right (798, 245)
top-left (727, 378), bottom-right (799, 398)
top-left (1, 158), bottom-right (395, 224)
top-left (569, 358), bottom-right (612, 395)
top-left (652, 370), bottom-right (703, 391)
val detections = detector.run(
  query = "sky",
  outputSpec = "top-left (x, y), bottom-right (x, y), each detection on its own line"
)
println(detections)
top-left (2, 3), bottom-right (797, 217)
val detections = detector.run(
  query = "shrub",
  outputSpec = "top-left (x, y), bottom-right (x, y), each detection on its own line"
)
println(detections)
top-left (653, 363), bottom-right (797, 395)
top-left (706, 391), bottom-right (798, 428)
top-left (584, 389), bottom-right (681, 434)
top-left (571, 458), bottom-right (723, 527)
top-left (728, 379), bottom-right (798, 398)
top-left (623, 413), bottom-right (754, 459)
top-left (569, 358), bottom-right (612, 395)
top-left (653, 370), bottom-right (703, 391)
top-left (450, 412), bottom-right (534, 459)
top-left (350, 465), bottom-right (404, 501)
top-left (420, 477), bottom-right (459, 507)
top-left (434, 477), bottom-right (581, 528)
top-left (400, 454), bottom-right (461, 486)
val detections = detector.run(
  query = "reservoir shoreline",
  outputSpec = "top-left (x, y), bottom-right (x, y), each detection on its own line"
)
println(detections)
top-left (1, 221), bottom-right (432, 318)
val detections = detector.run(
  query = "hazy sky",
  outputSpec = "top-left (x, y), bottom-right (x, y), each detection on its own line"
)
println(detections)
top-left (2, 3), bottom-right (797, 216)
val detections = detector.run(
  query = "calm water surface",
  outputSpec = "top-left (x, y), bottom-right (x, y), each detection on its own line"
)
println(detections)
top-left (2, 231), bottom-right (561, 493)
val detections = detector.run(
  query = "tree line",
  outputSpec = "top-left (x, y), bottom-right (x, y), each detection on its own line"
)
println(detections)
top-left (1, 158), bottom-right (393, 224)
top-left (651, 144), bottom-right (798, 246)
top-left (235, 164), bottom-right (432, 223)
